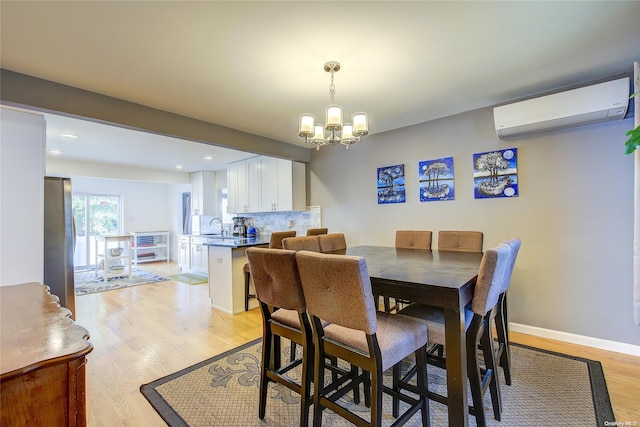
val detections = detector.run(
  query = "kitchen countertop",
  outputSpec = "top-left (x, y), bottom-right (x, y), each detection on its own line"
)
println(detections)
top-left (203, 236), bottom-right (270, 248)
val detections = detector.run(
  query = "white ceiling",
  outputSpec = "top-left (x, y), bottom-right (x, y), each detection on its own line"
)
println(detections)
top-left (1, 1), bottom-right (639, 173)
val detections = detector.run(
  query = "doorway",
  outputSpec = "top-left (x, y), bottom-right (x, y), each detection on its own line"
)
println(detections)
top-left (72, 193), bottom-right (122, 270)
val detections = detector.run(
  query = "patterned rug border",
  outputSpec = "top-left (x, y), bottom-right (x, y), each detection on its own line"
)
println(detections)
top-left (140, 339), bottom-right (615, 427)
top-left (141, 339), bottom-right (259, 427)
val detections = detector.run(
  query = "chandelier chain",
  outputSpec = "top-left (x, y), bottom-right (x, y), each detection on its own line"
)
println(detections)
top-left (329, 69), bottom-right (336, 104)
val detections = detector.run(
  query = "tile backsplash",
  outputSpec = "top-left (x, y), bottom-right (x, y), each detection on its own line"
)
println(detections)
top-left (241, 206), bottom-right (322, 238)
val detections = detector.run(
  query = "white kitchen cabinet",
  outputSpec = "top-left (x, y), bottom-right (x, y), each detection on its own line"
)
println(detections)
top-left (259, 157), bottom-right (306, 212)
top-left (130, 231), bottom-right (169, 264)
top-left (177, 235), bottom-right (191, 271)
top-left (227, 157), bottom-right (259, 214)
top-left (190, 171), bottom-right (216, 216)
top-left (189, 236), bottom-right (209, 275)
top-left (228, 155), bottom-right (306, 214)
top-left (246, 157), bottom-right (261, 213)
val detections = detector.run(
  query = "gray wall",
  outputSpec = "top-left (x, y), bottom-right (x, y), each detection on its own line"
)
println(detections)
top-left (308, 107), bottom-right (639, 347)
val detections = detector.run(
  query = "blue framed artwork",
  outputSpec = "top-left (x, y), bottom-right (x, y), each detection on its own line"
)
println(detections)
top-left (419, 157), bottom-right (455, 202)
top-left (473, 148), bottom-right (518, 199)
top-left (377, 164), bottom-right (406, 204)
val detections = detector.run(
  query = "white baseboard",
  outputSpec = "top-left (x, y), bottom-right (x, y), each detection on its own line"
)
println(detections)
top-left (510, 322), bottom-right (640, 357)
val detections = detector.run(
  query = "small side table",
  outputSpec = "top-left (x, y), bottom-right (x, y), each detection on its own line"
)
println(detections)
top-left (95, 235), bottom-right (133, 282)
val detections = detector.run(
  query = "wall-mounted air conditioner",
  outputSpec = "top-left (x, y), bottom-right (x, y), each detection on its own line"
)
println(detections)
top-left (493, 77), bottom-right (630, 138)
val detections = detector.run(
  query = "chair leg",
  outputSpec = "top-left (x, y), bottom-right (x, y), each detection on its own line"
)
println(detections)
top-left (312, 343), bottom-right (325, 427)
top-left (244, 271), bottom-right (251, 311)
top-left (392, 363), bottom-right (401, 417)
top-left (258, 329), bottom-right (272, 420)
top-left (299, 341), bottom-right (312, 427)
top-left (370, 366), bottom-right (383, 427)
top-left (496, 293), bottom-right (512, 385)
top-left (415, 348), bottom-right (431, 427)
top-left (481, 322), bottom-right (502, 421)
top-left (468, 330), bottom-right (488, 427)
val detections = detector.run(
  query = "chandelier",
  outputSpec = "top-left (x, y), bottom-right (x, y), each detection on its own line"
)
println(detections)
top-left (298, 61), bottom-right (368, 150)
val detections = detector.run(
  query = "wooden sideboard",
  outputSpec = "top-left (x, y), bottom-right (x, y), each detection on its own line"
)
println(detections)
top-left (0, 282), bottom-right (93, 426)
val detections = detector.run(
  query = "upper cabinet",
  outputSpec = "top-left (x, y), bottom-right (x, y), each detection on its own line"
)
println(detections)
top-left (190, 171), bottom-right (216, 216)
top-left (227, 156), bottom-right (306, 214)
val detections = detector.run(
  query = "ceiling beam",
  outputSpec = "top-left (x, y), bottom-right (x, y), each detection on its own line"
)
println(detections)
top-left (0, 69), bottom-right (311, 163)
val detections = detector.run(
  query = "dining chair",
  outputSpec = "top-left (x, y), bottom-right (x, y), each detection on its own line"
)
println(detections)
top-left (317, 232), bottom-right (347, 252)
top-left (244, 230), bottom-right (297, 311)
top-left (296, 250), bottom-right (432, 427)
top-left (395, 230), bottom-right (432, 250)
top-left (398, 241), bottom-right (512, 427)
top-left (437, 230), bottom-right (483, 253)
top-left (489, 237), bottom-right (521, 386)
top-left (282, 236), bottom-right (321, 252)
top-left (382, 230), bottom-right (434, 311)
top-left (306, 228), bottom-right (328, 236)
top-left (245, 247), bottom-right (312, 426)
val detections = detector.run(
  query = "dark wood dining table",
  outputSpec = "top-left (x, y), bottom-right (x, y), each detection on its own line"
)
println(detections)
top-left (338, 245), bottom-right (483, 427)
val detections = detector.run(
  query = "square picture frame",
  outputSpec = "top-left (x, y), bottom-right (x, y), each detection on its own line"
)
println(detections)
top-left (473, 148), bottom-right (518, 199)
top-left (419, 157), bottom-right (455, 202)
top-left (377, 164), bottom-right (406, 204)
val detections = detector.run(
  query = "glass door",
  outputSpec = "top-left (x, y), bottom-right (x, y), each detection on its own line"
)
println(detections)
top-left (72, 193), bottom-right (122, 270)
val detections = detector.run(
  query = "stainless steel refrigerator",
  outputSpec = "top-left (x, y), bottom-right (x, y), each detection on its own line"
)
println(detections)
top-left (44, 176), bottom-right (76, 318)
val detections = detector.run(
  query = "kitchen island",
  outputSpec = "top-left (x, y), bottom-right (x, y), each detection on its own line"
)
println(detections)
top-left (205, 237), bottom-right (269, 314)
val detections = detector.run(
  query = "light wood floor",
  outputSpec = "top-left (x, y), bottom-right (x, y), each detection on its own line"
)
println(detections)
top-left (75, 261), bottom-right (640, 426)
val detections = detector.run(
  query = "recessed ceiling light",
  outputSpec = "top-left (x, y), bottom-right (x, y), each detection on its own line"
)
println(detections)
top-left (60, 133), bottom-right (78, 139)
top-left (204, 156), bottom-right (213, 160)
top-left (176, 165), bottom-right (184, 169)
top-left (49, 149), bottom-right (62, 155)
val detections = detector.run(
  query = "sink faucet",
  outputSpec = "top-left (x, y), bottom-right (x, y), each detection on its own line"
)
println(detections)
top-left (208, 217), bottom-right (226, 236)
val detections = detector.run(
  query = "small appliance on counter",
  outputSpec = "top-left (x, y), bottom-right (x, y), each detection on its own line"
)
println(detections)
top-left (246, 222), bottom-right (257, 238)
top-left (232, 217), bottom-right (247, 236)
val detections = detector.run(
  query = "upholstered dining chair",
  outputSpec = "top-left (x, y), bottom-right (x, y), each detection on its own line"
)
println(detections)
top-left (282, 236), bottom-right (321, 252)
top-left (398, 241), bottom-right (512, 427)
top-left (244, 230), bottom-right (297, 311)
top-left (489, 237), bottom-right (521, 386)
top-left (437, 230), bottom-right (483, 253)
top-left (296, 250), bottom-right (432, 427)
top-left (395, 230), bottom-right (433, 250)
top-left (306, 228), bottom-right (328, 236)
top-left (245, 247), bottom-right (312, 426)
top-left (383, 230), bottom-right (434, 312)
top-left (317, 232), bottom-right (347, 252)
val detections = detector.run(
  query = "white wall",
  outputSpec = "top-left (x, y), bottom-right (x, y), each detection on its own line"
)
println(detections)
top-left (309, 106), bottom-right (639, 348)
top-left (0, 107), bottom-right (45, 286)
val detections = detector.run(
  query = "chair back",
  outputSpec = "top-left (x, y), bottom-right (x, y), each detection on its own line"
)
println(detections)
top-left (500, 238), bottom-right (521, 294)
top-left (246, 247), bottom-right (305, 313)
top-left (438, 230), bottom-right (483, 253)
top-left (269, 230), bottom-right (297, 249)
top-left (317, 233), bottom-right (347, 252)
top-left (296, 250), bottom-right (377, 335)
top-left (471, 242), bottom-right (511, 316)
top-left (282, 236), bottom-right (321, 252)
top-left (306, 228), bottom-right (328, 236)
top-left (395, 230), bottom-right (432, 250)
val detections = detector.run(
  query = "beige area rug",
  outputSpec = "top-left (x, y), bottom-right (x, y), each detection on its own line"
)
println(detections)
top-left (140, 339), bottom-right (614, 427)
top-left (75, 269), bottom-right (168, 296)
top-left (168, 273), bottom-right (208, 285)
